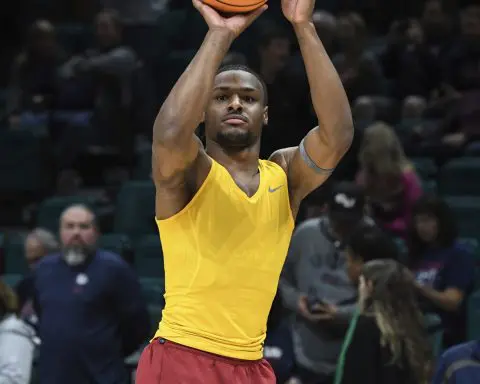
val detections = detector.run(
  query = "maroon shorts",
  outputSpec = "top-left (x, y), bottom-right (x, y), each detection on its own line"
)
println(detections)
top-left (136, 338), bottom-right (276, 384)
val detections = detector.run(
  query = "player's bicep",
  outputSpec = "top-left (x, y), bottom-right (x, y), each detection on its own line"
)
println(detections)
top-left (152, 134), bottom-right (202, 187)
top-left (287, 128), bottom-right (343, 199)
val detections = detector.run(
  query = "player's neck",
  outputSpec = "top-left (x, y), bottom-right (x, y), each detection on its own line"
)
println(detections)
top-left (206, 140), bottom-right (260, 172)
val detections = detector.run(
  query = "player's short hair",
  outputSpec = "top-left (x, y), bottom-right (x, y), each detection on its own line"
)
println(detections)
top-left (216, 64), bottom-right (268, 105)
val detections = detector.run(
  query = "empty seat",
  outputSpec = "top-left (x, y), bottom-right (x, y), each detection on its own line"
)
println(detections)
top-left (36, 195), bottom-right (100, 233)
top-left (4, 233), bottom-right (29, 274)
top-left (0, 130), bottom-right (50, 194)
top-left (440, 158), bottom-right (480, 196)
top-left (114, 181), bottom-right (156, 239)
top-left (467, 290), bottom-right (480, 340)
top-left (1, 273), bottom-right (23, 288)
top-left (411, 157), bottom-right (437, 180)
top-left (98, 233), bottom-right (132, 259)
top-left (134, 235), bottom-right (164, 278)
top-left (133, 148), bottom-right (152, 180)
top-left (148, 304), bottom-right (163, 334)
top-left (444, 196), bottom-right (480, 238)
top-left (422, 179), bottom-right (437, 195)
top-left (140, 277), bottom-right (165, 307)
top-left (424, 313), bottom-right (443, 357)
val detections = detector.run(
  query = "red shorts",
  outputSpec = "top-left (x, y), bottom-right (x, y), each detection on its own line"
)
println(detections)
top-left (136, 338), bottom-right (276, 384)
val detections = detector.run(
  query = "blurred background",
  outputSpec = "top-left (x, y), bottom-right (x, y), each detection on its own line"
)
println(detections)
top-left (1, 0), bottom-right (480, 383)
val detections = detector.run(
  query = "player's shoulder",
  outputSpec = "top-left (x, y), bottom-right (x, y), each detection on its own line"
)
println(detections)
top-left (267, 147), bottom-right (298, 173)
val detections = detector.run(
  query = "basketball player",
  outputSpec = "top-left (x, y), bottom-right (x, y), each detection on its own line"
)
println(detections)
top-left (136, 0), bottom-right (353, 382)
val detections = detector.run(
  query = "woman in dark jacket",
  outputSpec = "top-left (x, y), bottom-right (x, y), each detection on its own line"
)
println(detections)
top-left (335, 259), bottom-right (432, 384)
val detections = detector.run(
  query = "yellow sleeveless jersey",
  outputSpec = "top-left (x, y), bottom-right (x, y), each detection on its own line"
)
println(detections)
top-left (154, 158), bottom-right (294, 360)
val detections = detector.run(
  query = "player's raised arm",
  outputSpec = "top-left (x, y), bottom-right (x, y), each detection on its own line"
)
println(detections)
top-left (270, 0), bottom-right (353, 210)
top-left (152, 1), bottom-right (266, 186)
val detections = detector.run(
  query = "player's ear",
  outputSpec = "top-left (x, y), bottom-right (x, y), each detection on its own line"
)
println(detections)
top-left (263, 106), bottom-right (268, 126)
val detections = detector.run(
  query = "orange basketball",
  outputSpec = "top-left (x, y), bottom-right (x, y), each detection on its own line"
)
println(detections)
top-left (201, 0), bottom-right (267, 13)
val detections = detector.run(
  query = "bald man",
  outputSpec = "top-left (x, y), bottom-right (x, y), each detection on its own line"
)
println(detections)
top-left (33, 205), bottom-right (150, 384)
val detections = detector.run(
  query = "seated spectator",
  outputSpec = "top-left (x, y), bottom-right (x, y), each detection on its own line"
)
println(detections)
top-left (280, 182), bottom-right (371, 384)
top-left (407, 196), bottom-right (475, 348)
top-left (0, 280), bottom-right (36, 384)
top-left (6, 20), bottom-right (64, 125)
top-left (58, 9), bottom-right (140, 166)
top-left (432, 340), bottom-right (480, 384)
top-left (356, 122), bottom-right (422, 238)
top-left (335, 260), bottom-right (432, 384)
top-left (333, 13), bottom-right (386, 102)
top-left (381, 19), bottom-right (440, 100)
top-left (420, 0), bottom-right (453, 60)
top-left (33, 204), bottom-right (149, 384)
top-left (15, 228), bottom-right (59, 326)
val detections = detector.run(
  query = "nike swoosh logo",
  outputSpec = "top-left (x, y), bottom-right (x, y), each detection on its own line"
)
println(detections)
top-left (269, 185), bottom-right (283, 193)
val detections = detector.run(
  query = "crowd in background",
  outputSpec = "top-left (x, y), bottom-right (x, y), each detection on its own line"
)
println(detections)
top-left (1, 0), bottom-right (480, 383)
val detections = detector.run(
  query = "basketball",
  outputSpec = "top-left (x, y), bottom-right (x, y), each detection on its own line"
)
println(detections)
top-left (201, 0), bottom-right (267, 13)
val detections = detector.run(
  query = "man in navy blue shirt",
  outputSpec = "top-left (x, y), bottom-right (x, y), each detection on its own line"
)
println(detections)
top-left (432, 340), bottom-right (480, 384)
top-left (33, 204), bottom-right (150, 384)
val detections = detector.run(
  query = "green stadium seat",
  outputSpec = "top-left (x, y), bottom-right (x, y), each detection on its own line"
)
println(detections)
top-left (444, 197), bottom-right (480, 238)
top-left (4, 233), bottom-right (29, 274)
top-left (133, 149), bottom-right (152, 180)
top-left (458, 238), bottom-right (480, 259)
top-left (98, 233), bottom-right (131, 257)
top-left (140, 277), bottom-right (165, 307)
top-left (467, 290), bottom-right (480, 340)
top-left (411, 157), bottom-right (437, 180)
top-left (1, 273), bottom-right (23, 288)
top-left (114, 181), bottom-right (156, 239)
top-left (0, 130), bottom-right (50, 194)
top-left (421, 179), bottom-right (437, 195)
top-left (148, 304), bottom-right (163, 334)
top-left (424, 313), bottom-right (443, 357)
top-left (134, 235), bottom-right (164, 278)
top-left (36, 195), bottom-right (100, 233)
top-left (440, 158), bottom-right (480, 196)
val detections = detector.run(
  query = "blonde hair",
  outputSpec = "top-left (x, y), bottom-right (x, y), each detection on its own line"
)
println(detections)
top-left (359, 122), bottom-right (410, 179)
top-left (362, 260), bottom-right (432, 384)
top-left (0, 281), bottom-right (19, 315)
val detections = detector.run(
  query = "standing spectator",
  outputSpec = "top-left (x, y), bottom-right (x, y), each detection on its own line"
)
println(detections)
top-left (332, 13), bottom-right (385, 102)
top-left (59, 9), bottom-right (140, 168)
top-left (280, 182), bottom-right (371, 384)
top-left (0, 280), bottom-right (36, 384)
top-left (335, 260), bottom-right (432, 384)
top-left (432, 340), bottom-right (480, 384)
top-left (33, 204), bottom-right (149, 384)
top-left (356, 122), bottom-right (422, 238)
top-left (15, 228), bottom-right (59, 326)
top-left (408, 196), bottom-right (475, 348)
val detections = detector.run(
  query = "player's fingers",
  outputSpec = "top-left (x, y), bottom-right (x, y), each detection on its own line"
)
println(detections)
top-left (192, 0), bottom-right (202, 10)
top-left (244, 5), bottom-right (268, 25)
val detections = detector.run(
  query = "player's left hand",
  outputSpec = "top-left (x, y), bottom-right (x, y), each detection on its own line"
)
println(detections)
top-left (281, 0), bottom-right (315, 24)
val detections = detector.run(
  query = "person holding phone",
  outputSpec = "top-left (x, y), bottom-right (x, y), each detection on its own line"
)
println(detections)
top-left (280, 182), bottom-right (372, 384)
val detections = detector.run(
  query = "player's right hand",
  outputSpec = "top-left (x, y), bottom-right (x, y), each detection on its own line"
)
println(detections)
top-left (192, 0), bottom-right (267, 39)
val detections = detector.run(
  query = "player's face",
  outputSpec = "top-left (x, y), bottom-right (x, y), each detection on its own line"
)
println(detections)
top-left (205, 70), bottom-right (268, 149)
